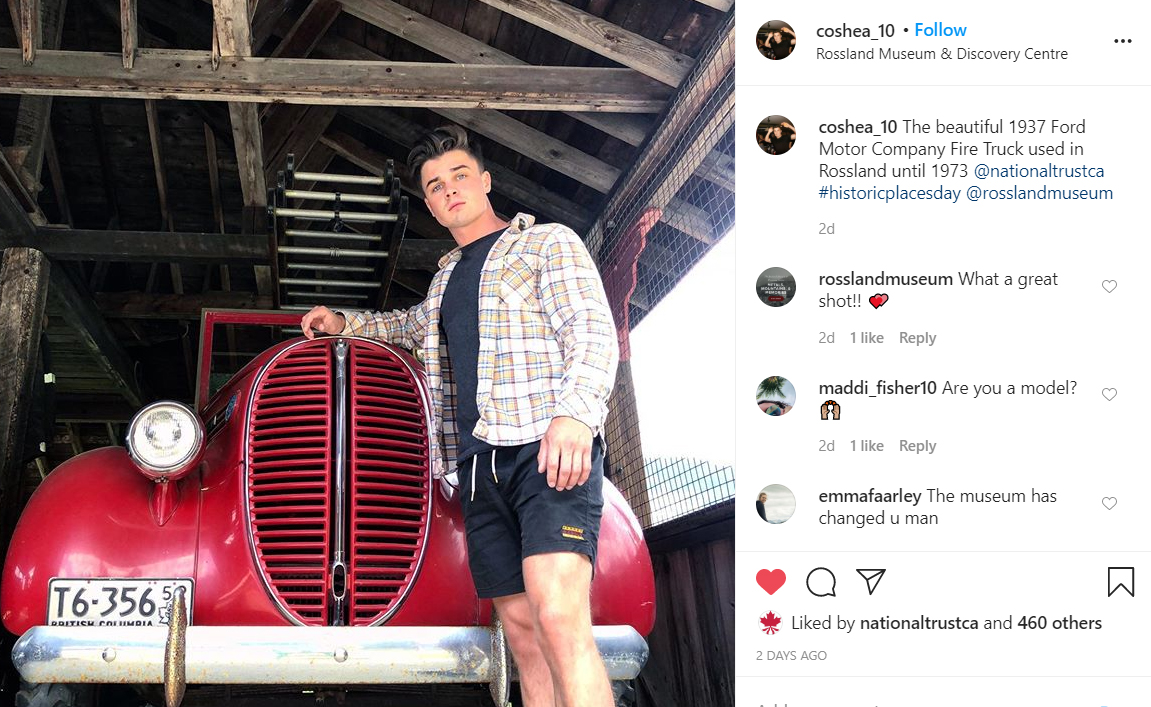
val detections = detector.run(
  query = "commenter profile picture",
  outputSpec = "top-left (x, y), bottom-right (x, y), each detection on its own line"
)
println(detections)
top-left (756, 116), bottom-right (796, 155)
top-left (756, 267), bottom-right (795, 307)
top-left (756, 21), bottom-right (796, 61)
top-left (755, 484), bottom-right (797, 524)
top-left (756, 376), bottom-right (795, 416)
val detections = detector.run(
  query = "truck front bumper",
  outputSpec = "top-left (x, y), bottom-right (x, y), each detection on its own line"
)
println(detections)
top-left (12, 624), bottom-right (649, 685)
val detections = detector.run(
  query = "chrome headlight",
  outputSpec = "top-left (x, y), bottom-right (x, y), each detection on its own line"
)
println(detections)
top-left (126, 401), bottom-right (205, 480)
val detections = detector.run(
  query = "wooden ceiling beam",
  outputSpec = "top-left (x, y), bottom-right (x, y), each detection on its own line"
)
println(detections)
top-left (17, 227), bottom-right (269, 264)
top-left (95, 291), bottom-right (273, 319)
top-left (473, 0), bottom-right (693, 87)
top-left (0, 49), bottom-right (671, 112)
top-left (336, 1), bottom-right (651, 146)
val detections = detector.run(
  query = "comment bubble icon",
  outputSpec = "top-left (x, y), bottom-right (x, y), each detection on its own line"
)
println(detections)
top-left (806, 567), bottom-right (837, 597)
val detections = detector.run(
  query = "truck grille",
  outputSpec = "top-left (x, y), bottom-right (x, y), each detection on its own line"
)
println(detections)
top-left (247, 339), bottom-right (430, 626)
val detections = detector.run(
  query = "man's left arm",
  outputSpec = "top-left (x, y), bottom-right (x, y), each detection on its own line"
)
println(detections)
top-left (536, 226), bottom-right (620, 491)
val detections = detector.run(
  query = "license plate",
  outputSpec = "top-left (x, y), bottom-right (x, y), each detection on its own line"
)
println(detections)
top-left (47, 578), bottom-right (194, 627)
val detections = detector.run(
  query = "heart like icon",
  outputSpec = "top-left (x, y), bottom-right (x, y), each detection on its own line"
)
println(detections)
top-left (1102, 497), bottom-right (1117, 510)
top-left (869, 293), bottom-right (889, 309)
top-left (756, 569), bottom-right (786, 595)
top-left (1101, 388), bottom-right (1117, 401)
top-left (1101, 280), bottom-right (1117, 293)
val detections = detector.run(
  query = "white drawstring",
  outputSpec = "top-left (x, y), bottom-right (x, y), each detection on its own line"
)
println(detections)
top-left (469, 450), bottom-right (499, 502)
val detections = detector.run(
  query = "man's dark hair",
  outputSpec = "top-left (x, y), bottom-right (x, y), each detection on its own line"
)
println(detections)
top-left (407, 125), bottom-right (484, 188)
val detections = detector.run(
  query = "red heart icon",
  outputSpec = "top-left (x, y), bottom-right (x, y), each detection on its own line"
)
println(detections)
top-left (756, 569), bottom-right (786, 595)
top-left (869, 293), bottom-right (889, 309)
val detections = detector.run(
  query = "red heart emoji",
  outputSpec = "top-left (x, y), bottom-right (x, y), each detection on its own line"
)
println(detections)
top-left (756, 569), bottom-right (786, 595)
top-left (869, 293), bottom-right (889, 309)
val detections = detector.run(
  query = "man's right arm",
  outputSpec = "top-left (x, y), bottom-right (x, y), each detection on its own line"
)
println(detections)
top-left (300, 301), bottom-right (430, 350)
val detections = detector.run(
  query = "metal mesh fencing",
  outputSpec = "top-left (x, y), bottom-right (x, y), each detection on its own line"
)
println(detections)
top-left (592, 13), bottom-right (735, 529)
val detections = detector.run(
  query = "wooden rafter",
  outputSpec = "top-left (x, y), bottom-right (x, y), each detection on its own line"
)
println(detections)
top-left (49, 266), bottom-right (145, 409)
top-left (144, 101), bottom-right (174, 235)
top-left (43, 131), bottom-right (70, 226)
top-left (693, 0), bottom-right (732, 11)
top-left (336, 111), bottom-right (590, 230)
top-left (144, 100), bottom-right (185, 293)
top-left (18, 0), bottom-right (39, 65)
top-left (335, 1), bottom-right (651, 146)
top-left (212, 0), bottom-right (266, 208)
top-left (271, 0), bottom-right (341, 59)
top-left (120, 0), bottom-right (136, 69)
top-left (0, 49), bottom-right (671, 112)
top-left (263, 106), bottom-right (335, 187)
top-left (587, 12), bottom-right (734, 259)
top-left (9, 0), bottom-right (65, 195)
top-left (473, 0), bottom-right (694, 87)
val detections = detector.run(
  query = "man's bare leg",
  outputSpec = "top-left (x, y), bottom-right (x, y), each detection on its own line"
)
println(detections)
top-left (523, 552), bottom-right (613, 707)
top-left (494, 593), bottom-right (556, 707)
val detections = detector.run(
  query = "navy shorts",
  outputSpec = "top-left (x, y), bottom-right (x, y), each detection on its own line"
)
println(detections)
top-left (458, 438), bottom-right (604, 598)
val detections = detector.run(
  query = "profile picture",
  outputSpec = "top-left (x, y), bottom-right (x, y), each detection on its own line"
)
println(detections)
top-left (756, 376), bottom-right (795, 416)
top-left (755, 484), bottom-right (797, 524)
top-left (756, 267), bottom-right (796, 307)
top-left (756, 116), bottom-right (796, 156)
top-left (756, 21), bottom-right (796, 60)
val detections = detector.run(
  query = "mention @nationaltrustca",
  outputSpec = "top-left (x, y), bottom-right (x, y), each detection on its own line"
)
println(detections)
top-left (816, 47), bottom-right (1069, 62)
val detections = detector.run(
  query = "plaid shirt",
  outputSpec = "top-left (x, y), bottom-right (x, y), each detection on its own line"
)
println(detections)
top-left (337, 213), bottom-right (619, 477)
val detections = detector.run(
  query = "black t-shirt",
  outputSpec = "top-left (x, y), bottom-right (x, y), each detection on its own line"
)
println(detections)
top-left (440, 229), bottom-right (504, 464)
top-left (771, 128), bottom-right (795, 155)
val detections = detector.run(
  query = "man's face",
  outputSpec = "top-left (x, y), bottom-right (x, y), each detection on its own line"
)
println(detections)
top-left (759, 493), bottom-right (768, 502)
top-left (420, 148), bottom-right (491, 231)
top-left (771, 126), bottom-right (783, 138)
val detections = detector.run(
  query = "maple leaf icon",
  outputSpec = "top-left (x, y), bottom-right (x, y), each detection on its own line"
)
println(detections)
top-left (760, 611), bottom-right (781, 635)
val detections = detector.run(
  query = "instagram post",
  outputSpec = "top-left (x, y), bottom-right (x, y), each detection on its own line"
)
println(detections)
top-left (0, 1), bottom-right (1148, 706)
top-left (0, 2), bottom-right (735, 707)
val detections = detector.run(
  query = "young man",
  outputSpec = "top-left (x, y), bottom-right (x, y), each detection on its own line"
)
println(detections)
top-left (300, 125), bottom-right (620, 707)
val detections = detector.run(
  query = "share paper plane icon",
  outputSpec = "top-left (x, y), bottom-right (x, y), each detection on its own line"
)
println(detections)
top-left (856, 569), bottom-right (886, 595)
